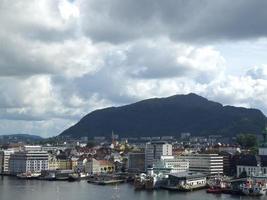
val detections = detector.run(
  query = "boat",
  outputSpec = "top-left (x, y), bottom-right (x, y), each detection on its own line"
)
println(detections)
top-left (206, 186), bottom-right (222, 194)
top-left (145, 176), bottom-right (154, 190)
top-left (206, 175), bottom-right (229, 194)
top-left (79, 173), bottom-right (89, 180)
top-left (178, 182), bottom-right (207, 191)
top-left (17, 172), bottom-right (40, 180)
top-left (96, 179), bottom-right (124, 185)
top-left (87, 174), bottom-right (125, 185)
top-left (68, 173), bottom-right (80, 182)
top-left (133, 174), bottom-right (146, 190)
top-left (240, 179), bottom-right (267, 196)
top-left (38, 170), bottom-right (56, 181)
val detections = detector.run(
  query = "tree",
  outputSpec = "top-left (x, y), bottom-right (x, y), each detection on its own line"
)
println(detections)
top-left (86, 141), bottom-right (96, 148)
top-left (236, 134), bottom-right (258, 149)
top-left (239, 170), bottom-right (247, 178)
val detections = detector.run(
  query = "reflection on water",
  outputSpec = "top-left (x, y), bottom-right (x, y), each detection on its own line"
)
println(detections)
top-left (0, 176), bottom-right (264, 200)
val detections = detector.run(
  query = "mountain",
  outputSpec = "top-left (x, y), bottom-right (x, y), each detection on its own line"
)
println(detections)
top-left (60, 93), bottom-right (267, 138)
top-left (0, 134), bottom-right (43, 142)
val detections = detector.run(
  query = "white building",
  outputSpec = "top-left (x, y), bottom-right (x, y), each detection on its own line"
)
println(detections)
top-left (9, 151), bottom-right (49, 175)
top-left (145, 141), bottom-right (172, 169)
top-left (23, 145), bottom-right (42, 151)
top-left (155, 156), bottom-right (189, 173)
top-left (182, 154), bottom-right (223, 175)
top-left (236, 155), bottom-right (267, 177)
top-left (0, 150), bottom-right (14, 174)
top-left (236, 165), bottom-right (266, 177)
top-left (41, 146), bottom-right (67, 152)
top-left (259, 147), bottom-right (267, 156)
top-left (218, 146), bottom-right (241, 154)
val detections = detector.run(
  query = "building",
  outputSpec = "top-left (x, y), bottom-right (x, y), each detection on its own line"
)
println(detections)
top-left (56, 155), bottom-right (72, 170)
top-left (76, 157), bottom-right (90, 173)
top-left (156, 156), bottom-right (189, 173)
top-left (71, 157), bottom-right (79, 171)
top-left (0, 150), bottom-right (14, 174)
top-left (23, 145), bottom-right (42, 151)
top-left (218, 146), bottom-right (241, 154)
top-left (85, 158), bottom-right (114, 174)
top-left (237, 128), bottom-right (267, 177)
top-left (182, 154), bottom-right (223, 175)
top-left (48, 155), bottom-right (60, 170)
top-left (127, 152), bottom-right (145, 172)
top-left (145, 141), bottom-right (172, 169)
top-left (236, 155), bottom-right (267, 177)
top-left (218, 151), bottom-right (237, 176)
top-left (41, 146), bottom-right (67, 152)
top-left (9, 151), bottom-right (49, 175)
top-left (166, 172), bottom-right (207, 188)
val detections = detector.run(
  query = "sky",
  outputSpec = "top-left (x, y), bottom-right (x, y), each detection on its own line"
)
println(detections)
top-left (0, 0), bottom-right (267, 137)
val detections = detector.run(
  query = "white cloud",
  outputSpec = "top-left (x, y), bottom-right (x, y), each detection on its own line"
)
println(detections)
top-left (0, 0), bottom-right (267, 137)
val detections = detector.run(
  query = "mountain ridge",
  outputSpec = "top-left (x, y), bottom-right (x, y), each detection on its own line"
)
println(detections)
top-left (60, 93), bottom-right (266, 138)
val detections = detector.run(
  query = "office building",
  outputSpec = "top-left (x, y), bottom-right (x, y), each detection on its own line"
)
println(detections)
top-left (182, 154), bottom-right (223, 175)
top-left (9, 151), bottom-right (49, 175)
top-left (0, 150), bottom-right (14, 174)
top-left (145, 141), bottom-right (172, 169)
top-left (128, 152), bottom-right (145, 172)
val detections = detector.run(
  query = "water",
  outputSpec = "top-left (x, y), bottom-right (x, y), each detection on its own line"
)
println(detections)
top-left (0, 176), bottom-right (265, 200)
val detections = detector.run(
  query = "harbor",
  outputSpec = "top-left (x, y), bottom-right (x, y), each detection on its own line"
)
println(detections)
top-left (4, 169), bottom-right (267, 197)
top-left (1, 175), bottom-right (267, 200)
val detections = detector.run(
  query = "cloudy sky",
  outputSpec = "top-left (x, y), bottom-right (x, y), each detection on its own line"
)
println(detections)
top-left (1, 0), bottom-right (267, 137)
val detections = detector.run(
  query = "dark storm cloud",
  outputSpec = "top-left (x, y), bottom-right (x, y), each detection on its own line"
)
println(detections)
top-left (80, 0), bottom-right (267, 43)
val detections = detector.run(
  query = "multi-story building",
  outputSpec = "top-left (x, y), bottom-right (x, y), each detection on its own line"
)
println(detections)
top-left (182, 154), bottom-right (223, 175)
top-left (23, 145), bottom-right (42, 151)
top-left (48, 156), bottom-right (60, 170)
top-left (145, 141), bottom-right (172, 169)
top-left (56, 155), bottom-right (72, 170)
top-left (218, 151), bottom-right (236, 176)
top-left (9, 151), bottom-right (49, 175)
top-left (0, 150), bottom-right (14, 174)
top-left (156, 156), bottom-right (189, 173)
top-left (128, 152), bottom-right (145, 172)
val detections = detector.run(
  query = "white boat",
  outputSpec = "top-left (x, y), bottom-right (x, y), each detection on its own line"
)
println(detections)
top-left (240, 179), bottom-right (267, 196)
top-left (17, 172), bottom-right (41, 179)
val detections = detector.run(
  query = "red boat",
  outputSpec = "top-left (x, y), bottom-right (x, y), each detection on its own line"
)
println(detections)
top-left (206, 187), bottom-right (222, 194)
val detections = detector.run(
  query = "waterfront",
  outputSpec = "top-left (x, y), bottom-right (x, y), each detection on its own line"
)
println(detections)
top-left (0, 176), bottom-right (265, 200)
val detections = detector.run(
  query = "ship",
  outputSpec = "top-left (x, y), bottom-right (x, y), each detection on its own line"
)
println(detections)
top-left (240, 178), bottom-right (267, 196)
top-left (133, 174), bottom-right (146, 190)
top-left (144, 176), bottom-right (155, 190)
top-left (206, 175), bottom-right (230, 194)
top-left (17, 172), bottom-right (41, 179)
